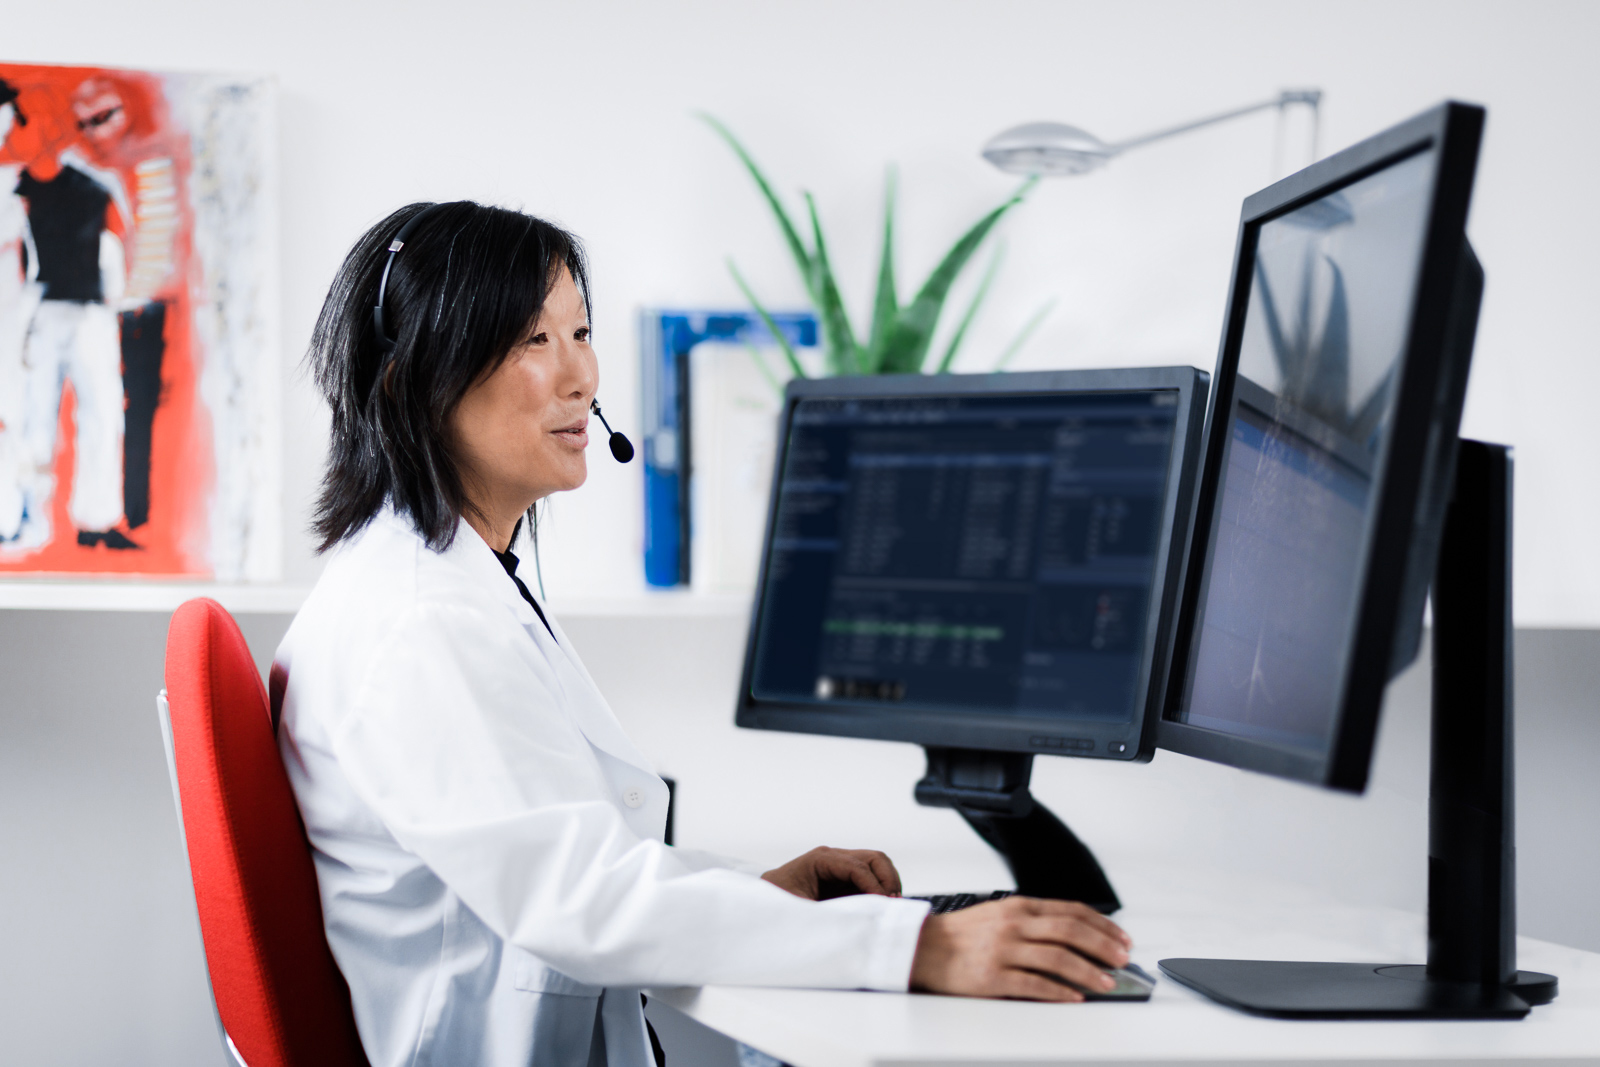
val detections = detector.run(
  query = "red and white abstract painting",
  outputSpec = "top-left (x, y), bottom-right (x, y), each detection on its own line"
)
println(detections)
top-left (0, 62), bottom-right (278, 580)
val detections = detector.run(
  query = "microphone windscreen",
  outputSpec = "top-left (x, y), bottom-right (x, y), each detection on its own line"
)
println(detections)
top-left (609, 432), bottom-right (635, 463)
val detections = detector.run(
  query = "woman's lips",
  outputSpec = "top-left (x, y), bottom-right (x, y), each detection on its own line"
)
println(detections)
top-left (552, 419), bottom-right (589, 448)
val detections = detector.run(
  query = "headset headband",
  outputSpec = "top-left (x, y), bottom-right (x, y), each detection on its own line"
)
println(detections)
top-left (372, 203), bottom-right (451, 354)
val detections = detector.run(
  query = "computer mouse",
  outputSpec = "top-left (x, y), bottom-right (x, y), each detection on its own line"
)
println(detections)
top-left (1081, 963), bottom-right (1156, 1001)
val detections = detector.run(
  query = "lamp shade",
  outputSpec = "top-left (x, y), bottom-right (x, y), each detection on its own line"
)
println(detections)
top-left (980, 122), bottom-right (1116, 176)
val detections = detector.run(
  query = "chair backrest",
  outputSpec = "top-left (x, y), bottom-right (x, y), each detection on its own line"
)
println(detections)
top-left (162, 597), bottom-right (369, 1067)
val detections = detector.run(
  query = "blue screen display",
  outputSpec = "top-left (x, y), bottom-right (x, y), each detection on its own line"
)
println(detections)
top-left (750, 390), bottom-right (1179, 725)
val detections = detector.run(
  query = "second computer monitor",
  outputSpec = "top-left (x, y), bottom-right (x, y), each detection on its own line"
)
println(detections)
top-left (737, 367), bottom-right (1208, 760)
top-left (1159, 101), bottom-right (1485, 791)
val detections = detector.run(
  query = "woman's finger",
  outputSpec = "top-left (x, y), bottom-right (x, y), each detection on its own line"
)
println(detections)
top-left (1017, 914), bottom-right (1129, 968)
top-left (1013, 897), bottom-right (1132, 949)
top-left (998, 966), bottom-right (1083, 1002)
top-left (821, 851), bottom-right (890, 895)
top-left (861, 851), bottom-right (902, 896)
top-left (1007, 940), bottom-right (1115, 993)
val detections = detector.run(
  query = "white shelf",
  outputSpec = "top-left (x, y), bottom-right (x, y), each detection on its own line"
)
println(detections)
top-left (546, 592), bottom-right (752, 618)
top-left (0, 580), bottom-right (752, 618)
top-left (0, 580), bottom-right (314, 613)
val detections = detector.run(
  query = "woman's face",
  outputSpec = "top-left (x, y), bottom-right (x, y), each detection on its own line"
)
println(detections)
top-left (450, 267), bottom-right (598, 516)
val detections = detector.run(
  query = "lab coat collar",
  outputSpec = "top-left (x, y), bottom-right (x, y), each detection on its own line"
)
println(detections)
top-left (446, 514), bottom-right (543, 629)
top-left (398, 509), bottom-right (658, 778)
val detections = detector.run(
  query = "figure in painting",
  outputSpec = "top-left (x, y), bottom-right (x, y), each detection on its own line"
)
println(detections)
top-left (71, 74), bottom-right (181, 535)
top-left (0, 76), bottom-right (135, 549)
top-left (0, 79), bottom-right (37, 543)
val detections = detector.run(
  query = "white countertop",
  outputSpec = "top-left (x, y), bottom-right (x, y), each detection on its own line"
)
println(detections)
top-left (648, 866), bottom-right (1600, 1066)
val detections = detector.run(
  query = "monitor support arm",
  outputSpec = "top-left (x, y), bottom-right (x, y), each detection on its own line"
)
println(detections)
top-left (914, 747), bottom-right (1121, 913)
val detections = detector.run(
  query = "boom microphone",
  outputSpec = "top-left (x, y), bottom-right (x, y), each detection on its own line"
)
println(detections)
top-left (589, 399), bottom-right (634, 463)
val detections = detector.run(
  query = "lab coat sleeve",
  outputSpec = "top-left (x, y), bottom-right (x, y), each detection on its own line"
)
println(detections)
top-left (330, 600), bottom-right (930, 992)
top-left (668, 846), bottom-right (768, 877)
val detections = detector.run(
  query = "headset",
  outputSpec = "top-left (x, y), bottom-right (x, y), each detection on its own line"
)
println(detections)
top-left (373, 203), bottom-right (634, 464)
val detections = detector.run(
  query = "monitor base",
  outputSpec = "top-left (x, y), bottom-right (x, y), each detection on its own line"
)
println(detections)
top-left (915, 747), bottom-right (1120, 914)
top-left (1158, 958), bottom-right (1557, 1019)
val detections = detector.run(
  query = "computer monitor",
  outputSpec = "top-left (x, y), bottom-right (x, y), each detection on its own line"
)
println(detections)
top-left (1159, 100), bottom-right (1481, 787)
top-left (737, 367), bottom-right (1207, 906)
top-left (1155, 102), bottom-right (1556, 1016)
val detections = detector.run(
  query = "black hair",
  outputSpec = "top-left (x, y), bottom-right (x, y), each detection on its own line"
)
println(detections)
top-left (307, 200), bottom-right (590, 552)
top-left (0, 78), bottom-right (25, 125)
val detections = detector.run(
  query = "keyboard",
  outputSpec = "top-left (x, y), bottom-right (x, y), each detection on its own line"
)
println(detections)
top-left (910, 890), bottom-right (1014, 914)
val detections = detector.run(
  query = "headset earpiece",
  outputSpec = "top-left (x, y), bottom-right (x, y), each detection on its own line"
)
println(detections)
top-left (372, 307), bottom-right (394, 354)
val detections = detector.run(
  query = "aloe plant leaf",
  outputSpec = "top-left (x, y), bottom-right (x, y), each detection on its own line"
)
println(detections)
top-left (700, 113), bottom-right (814, 300)
top-left (727, 259), bottom-right (807, 379)
top-left (993, 297), bottom-right (1057, 371)
top-left (865, 167), bottom-right (899, 373)
top-left (934, 242), bottom-right (1004, 374)
top-left (879, 177), bottom-right (1038, 374)
top-left (804, 192), bottom-right (862, 375)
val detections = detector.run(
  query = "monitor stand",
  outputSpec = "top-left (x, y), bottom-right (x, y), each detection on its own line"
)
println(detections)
top-left (1160, 440), bottom-right (1558, 1018)
top-left (914, 746), bottom-right (1120, 914)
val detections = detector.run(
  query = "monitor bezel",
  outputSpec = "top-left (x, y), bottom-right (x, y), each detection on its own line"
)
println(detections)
top-left (735, 366), bottom-right (1209, 762)
top-left (1157, 102), bottom-right (1485, 791)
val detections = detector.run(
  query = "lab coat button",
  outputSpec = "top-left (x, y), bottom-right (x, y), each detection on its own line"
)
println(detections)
top-left (622, 787), bottom-right (644, 809)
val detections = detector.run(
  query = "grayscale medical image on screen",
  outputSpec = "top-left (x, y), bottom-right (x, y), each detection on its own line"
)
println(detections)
top-left (1180, 148), bottom-right (1438, 752)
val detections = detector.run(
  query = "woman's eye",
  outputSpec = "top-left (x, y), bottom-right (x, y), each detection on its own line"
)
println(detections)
top-left (528, 332), bottom-right (548, 345)
top-left (575, 328), bottom-right (590, 342)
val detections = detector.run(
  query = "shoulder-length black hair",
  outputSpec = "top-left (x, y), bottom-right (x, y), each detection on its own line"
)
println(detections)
top-left (307, 201), bottom-right (589, 552)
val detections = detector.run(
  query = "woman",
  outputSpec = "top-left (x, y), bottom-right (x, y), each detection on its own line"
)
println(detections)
top-left (276, 201), bottom-right (1132, 1067)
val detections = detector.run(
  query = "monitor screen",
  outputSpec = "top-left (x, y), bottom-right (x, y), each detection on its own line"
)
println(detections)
top-left (1173, 147), bottom-right (1439, 757)
top-left (746, 386), bottom-right (1189, 751)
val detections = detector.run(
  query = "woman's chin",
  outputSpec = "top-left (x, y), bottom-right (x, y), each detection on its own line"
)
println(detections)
top-left (522, 455), bottom-right (587, 501)
top-left (558, 455), bottom-right (589, 492)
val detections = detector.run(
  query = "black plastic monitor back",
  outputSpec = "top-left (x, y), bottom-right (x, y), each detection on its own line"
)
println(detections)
top-left (737, 367), bottom-right (1208, 761)
top-left (1159, 101), bottom-right (1485, 791)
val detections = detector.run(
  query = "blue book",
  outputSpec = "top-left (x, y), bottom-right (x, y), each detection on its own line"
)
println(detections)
top-left (639, 310), bottom-right (818, 587)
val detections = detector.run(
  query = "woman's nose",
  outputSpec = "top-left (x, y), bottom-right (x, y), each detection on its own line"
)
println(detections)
top-left (561, 342), bottom-right (598, 398)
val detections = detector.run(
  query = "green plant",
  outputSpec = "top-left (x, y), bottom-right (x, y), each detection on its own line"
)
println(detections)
top-left (703, 114), bottom-right (1051, 377)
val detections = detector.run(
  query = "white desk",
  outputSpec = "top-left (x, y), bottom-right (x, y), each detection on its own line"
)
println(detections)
top-left (648, 868), bottom-right (1600, 1066)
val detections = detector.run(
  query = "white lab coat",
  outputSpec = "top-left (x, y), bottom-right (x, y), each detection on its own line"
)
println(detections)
top-left (273, 509), bottom-right (930, 1067)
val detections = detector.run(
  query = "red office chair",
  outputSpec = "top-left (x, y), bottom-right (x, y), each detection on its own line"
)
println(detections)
top-left (158, 597), bottom-right (370, 1067)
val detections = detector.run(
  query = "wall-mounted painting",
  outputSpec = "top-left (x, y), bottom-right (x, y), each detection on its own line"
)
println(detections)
top-left (0, 62), bottom-right (277, 581)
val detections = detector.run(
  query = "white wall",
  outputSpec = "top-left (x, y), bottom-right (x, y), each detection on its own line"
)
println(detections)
top-left (9, 0), bottom-right (1599, 623)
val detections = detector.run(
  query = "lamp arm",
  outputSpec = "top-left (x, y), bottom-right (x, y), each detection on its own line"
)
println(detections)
top-left (1110, 89), bottom-right (1321, 155)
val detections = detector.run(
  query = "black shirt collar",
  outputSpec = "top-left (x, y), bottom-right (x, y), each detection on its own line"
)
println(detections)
top-left (490, 517), bottom-right (555, 642)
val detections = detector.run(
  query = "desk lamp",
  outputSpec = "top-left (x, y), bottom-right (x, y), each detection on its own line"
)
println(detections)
top-left (982, 88), bottom-right (1322, 176)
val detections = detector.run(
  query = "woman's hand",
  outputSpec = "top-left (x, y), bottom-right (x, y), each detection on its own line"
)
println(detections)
top-left (761, 846), bottom-right (903, 901)
top-left (910, 896), bottom-right (1132, 1002)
